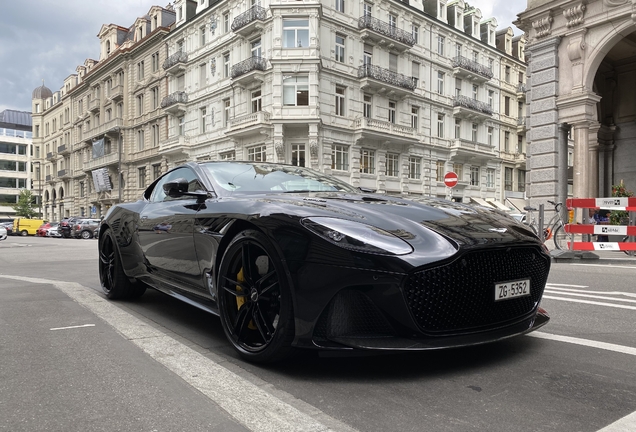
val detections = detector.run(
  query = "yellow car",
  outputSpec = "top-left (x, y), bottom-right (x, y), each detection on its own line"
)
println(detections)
top-left (13, 218), bottom-right (47, 236)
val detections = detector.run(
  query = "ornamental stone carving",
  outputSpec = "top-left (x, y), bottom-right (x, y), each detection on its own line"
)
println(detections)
top-left (309, 139), bottom-right (318, 157)
top-left (564, 4), bottom-right (586, 28)
top-left (604, 0), bottom-right (628, 6)
top-left (532, 15), bottom-right (553, 38)
top-left (274, 140), bottom-right (284, 159)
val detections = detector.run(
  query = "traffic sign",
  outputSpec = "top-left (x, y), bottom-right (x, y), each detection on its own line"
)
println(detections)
top-left (444, 172), bottom-right (458, 188)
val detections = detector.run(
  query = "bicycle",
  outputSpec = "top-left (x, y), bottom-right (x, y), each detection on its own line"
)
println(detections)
top-left (522, 200), bottom-right (571, 250)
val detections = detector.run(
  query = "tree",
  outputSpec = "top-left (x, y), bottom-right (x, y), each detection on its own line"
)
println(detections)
top-left (12, 189), bottom-right (38, 219)
top-left (610, 181), bottom-right (634, 225)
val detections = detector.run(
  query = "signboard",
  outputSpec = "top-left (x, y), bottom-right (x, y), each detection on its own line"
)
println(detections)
top-left (444, 172), bottom-right (458, 188)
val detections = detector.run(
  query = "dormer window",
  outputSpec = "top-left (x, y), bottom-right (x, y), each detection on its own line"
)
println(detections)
top-left (106, 40), bottom-right (111, 54)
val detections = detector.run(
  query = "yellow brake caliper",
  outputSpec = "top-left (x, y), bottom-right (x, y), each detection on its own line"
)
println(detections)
top-left (236, 267), bottom-right (256, 330)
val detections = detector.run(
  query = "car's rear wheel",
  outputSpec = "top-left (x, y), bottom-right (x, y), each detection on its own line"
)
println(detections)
top-left (99, 228), bottom-right (146, 299)
top-left (20, 230), bottom-right (28, 236)
top-left (81, 230), bottom-right (93, 240)
top-left (217, 230), bottom-right (295, 363)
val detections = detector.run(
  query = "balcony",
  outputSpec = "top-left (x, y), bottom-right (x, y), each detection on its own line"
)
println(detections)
top-left (159, 135), bottom-right (190, 157)
top-left (358, 16), bottom-right (415, 52)
top-left (517, 83), bottom-right (526, 99)
top-left (88, 98), bottom-right (100, 112)
top-left (517, 117), bottom-right (527, 132)
top-left (358, 64), bottom-right (415, 97)
top-left (451, 56), bottom-right (493, 84)
top-left (46, 174), bottom-right (53, 184)
top-left (57, 144), bottom-right (70, 155)
top-left (227, 111), bottom-right (271, 138)
top-left (83, 118), bottom-right (123, 143)
top-left (163, 51), bottom-right (188, 75)
top-left (46, 152), bottom-right (56, 161)
top-left (231, 5), bottom-right (267, 37)
top-left (231, 56), bottom-right (267, 87)
top-left (109, 84), bottom-right (124, 101)
top-left (452, 95), bottom-right (493, 121)
top-left (353, 117), bottom-right (415, 142)
top-left (57, 169), bottom-right (71, 179)
top-left (84, 152), bottom-right (119, 171)
top-left (450, 138), bottom-right (495, 162)
top-left (161, 91), bottom-right (188, 115)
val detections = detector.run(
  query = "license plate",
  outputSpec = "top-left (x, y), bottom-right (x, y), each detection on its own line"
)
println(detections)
top-left (495, 279), bottom-right (530, 301)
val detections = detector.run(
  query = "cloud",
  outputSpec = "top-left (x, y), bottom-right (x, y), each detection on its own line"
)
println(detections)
top-left (0, 0), bottom-right (157, 112)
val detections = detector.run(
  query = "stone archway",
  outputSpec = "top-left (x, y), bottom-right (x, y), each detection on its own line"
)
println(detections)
top-left (517, 0), bottom-right (636, 210)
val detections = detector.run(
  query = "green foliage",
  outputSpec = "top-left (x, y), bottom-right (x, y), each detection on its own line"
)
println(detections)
top-left (609, 182), bottom-right (633, 225)
top-left (11, 189), bottom-right (38, 219)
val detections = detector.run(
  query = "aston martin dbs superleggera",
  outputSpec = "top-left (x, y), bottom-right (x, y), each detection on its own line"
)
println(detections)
top-left (99, 161), bottom-right (550, 363)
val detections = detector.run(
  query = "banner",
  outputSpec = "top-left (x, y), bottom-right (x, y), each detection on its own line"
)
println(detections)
top-left (92, 168), bottom-right (112, 192)
top-left (92, 138), bottom-right (105, 159)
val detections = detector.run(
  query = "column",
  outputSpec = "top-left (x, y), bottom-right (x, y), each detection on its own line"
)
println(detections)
top-left (572, 122), bottom-right (589, 199)
top-left (588, 122), bottom-right (600, 198)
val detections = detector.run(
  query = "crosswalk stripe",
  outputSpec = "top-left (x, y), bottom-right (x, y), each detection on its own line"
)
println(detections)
top-left (543, 295), bottom-right (636, 310)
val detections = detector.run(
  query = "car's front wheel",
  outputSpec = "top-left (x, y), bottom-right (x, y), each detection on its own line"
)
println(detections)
top-left (217, 229), bottom-right (295, 363)
top-left (99, 228), bottom-right (146, 299)
top-left (81, 230), bottom-right (93, 240)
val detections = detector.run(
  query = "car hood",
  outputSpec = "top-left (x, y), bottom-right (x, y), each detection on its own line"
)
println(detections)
top-left (232, 192), bottom-right (538, 250)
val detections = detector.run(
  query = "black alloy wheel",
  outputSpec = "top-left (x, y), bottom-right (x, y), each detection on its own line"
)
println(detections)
top-left (99, 228), bottom-right (146, 299)
top-left (217, 230), bottom-right (294, 363)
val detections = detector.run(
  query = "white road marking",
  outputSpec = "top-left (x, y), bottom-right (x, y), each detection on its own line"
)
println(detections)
top-left (545, 291), bottom-right (636, 304)
top-left (543, 295), bottom-right (636, 310)
top-left (546, 283), bottom-right (590, 288)
top-left (569, 263), bottom-right (636, 270)
top-left (546, 286), bottom-right (636, 298)
top-left (0, 274), bottom-right (357, 432)
top-left (528, 331), bottom-right (636, 356)
top-left (50, 324), bottom-right (95, 331)
top-left (597, 411), bottom-right (636, 432)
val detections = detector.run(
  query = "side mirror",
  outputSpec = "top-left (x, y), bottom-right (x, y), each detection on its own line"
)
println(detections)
top-left (163, 178), bottom-right (190, 198)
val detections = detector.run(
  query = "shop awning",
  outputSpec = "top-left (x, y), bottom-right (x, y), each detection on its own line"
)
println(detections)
top-left (471, 197), bottom-right (495, 208)
top-left (487, 199), bottom-right (511, 211)
top-left (505, 197), bottom-right (528, 213)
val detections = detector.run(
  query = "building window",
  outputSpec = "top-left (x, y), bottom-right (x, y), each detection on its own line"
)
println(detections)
top-left (136, 94), bottom-right (144, 116)
top-left (408, 157), bottom-right (421, 180)
top-left (386, 153), bottom-right (399, 177)
top-left (517, 135), bottom-right (523, 154)
top-left (388, 13), bottom-right (396, 28)
top-left (153, 164), bottom-right (161, 180)
top-left (486, 168), bottom-right (495, 188)
top-left (487, 127), bottom-right (493, 146)
top-left (137, 61), bottom-right (145, 80)
top-left (455, 78), bottom-right (462, 97)
top-left (488, 90), bottom-right (494, 108)
top-left (177, 116), bottom-right (185, 136)
top-left (470, 166), bottom-right (479, 186)
top-left (363, 94), bottom-right (372, 118)
top-left (471, 123), bottom-right (478, 142)
top-left (248, 145), bottom-right (267, 161)
top-left (437, 35), bottom-right (445, 55)
top-left (505, 66), bottom-right (511, 82)
top-left (518, 170), bottom-right (526, 192)
top-left (437, 113), bottom-right (445, 138)
top-left (137, 129), bottom-right (145, 151)
top-left (412, 24), bottom-right (419, 44)
top-left (472, 84), bottom-right (478, 100)
top-left (223, 12), bottom-right (230, 33)
top-left (138, 167), bottom-right (147, 189)
top-left (455, 118), bottom-right (461, 139)
top-left (504, 131), bottom-right (510, 152)
top-left (151, 52), bottom-right (160, 72)
top-left (224, 99), bottom-right (230, 126)
top-left (412, 61), bottom-right (420, 87)
top-left (360, 149), bottom-right (375, 174)
top-left (200, 107), bottom-right (207, 133)
top-left (455, 43), bottom-right (462, 58)
top-left (505, 167), bottom-right (513, 191)
top-left (151, 87), bottom-right (159, 110)
top-left (436, 160), bottom-right (445, 182)
top-left (335, 34), bottom-right (345, 63)
top-left (335, 86), bottom-right (345, 116)
top-left (411, 106), bottom-right (419, 130)
top-left (363, 2), bottom-right (372, 16)
top-left (437, 72), bottom-right (445, 94)
top-left (504, 96), bottom-right (510, 116)
top-left (223, 53), bottom-right (230, 78)
top-left (251, 89), bottom-right (262, 113)
top-left (199, 63), bottom-right (206, 86)
top-left (488, 58), bottom-right (494, 72)
top-left (200, 25), bottom-right (206, 46)
top-left (332, 144), bottom-right (349, 171)
top-left (283, 19), bottom-right (309, 48)
top-left (388, 100), bottom-right (396, 124)
top-left (335, 0), bottom-right (344, 13)
top-left (151, 124), bottom-right (159, 146)
top-left (453, 163), bottom-right (463, 181)
top-left (220, 151), bottom-right (236, 161)
top-left (291, 144), bottom-right (306, 167)
top-left (283, 75), bottom-right (309, 106)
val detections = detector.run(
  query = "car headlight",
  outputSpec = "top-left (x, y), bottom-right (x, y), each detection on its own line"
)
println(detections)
top-left (301, 217), bottom-right (413, 255)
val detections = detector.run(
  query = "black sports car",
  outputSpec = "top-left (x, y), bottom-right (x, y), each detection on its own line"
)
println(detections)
top-left (99, 161), bottom-right (551, 363)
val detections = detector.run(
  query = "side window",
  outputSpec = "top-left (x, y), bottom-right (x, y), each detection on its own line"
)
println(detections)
top-left (150, 167), bottom-right (204, 203)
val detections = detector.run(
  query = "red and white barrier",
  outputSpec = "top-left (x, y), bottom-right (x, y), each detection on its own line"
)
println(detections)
top-left (564, 197), bottom-right (635, 251)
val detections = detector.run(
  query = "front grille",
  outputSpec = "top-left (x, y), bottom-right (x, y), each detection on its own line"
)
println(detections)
top-left (403, 247), bottom-right (550, 334)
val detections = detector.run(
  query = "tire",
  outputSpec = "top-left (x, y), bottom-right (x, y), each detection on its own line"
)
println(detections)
top-left (99, 228), bottom-right (146, 299)
top-left (552, 225), bottom-right (569, 250)
top-left (20, 230), bottom-right (28, 236)
top-left (81, 230), bottom-right (93, 240)
top-left (217, 229), bottom-right (295, 363)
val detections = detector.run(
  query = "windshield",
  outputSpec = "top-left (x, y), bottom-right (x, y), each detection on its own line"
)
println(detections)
top-left (201, 162), bottom-right (358, 195)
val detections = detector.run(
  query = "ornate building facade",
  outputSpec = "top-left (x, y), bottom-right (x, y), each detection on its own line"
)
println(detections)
top-left (33, 0), bottom-right (528, 219)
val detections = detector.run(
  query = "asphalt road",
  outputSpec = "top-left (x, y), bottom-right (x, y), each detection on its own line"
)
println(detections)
top-left (1, 236), bottom-right (635, 432)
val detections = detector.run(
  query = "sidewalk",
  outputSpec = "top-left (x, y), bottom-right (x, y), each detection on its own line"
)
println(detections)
top-left (545, 237), bottom-right (636, 265)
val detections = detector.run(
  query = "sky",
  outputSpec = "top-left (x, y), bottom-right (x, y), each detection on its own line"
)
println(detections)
top-left (0, 0), bottom-right (526, 114)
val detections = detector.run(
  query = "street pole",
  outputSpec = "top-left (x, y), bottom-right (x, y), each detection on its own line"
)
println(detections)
top-left (118, 130), bottom-right (122, 202)
top-left (33, 161), bottom-right (41, 218)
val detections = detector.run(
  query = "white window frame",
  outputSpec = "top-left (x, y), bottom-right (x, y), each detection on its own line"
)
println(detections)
top-left (470, 166), bottom-right (480, 186)
top-left (388, 100), bottom-right (396, 124)
top-left (283, 75), bottom-right (309, 106)
top-left (248, 145), bottom-right (267, 162)
top-left (408, 157), bottom-right (421, 180)
top-left (335, 34), bottom-right (345, 63)
top-left (283, 19), bottom-right (309, 48)
top-left (360, 149), bottom-right (375, 174)
top-left (335, 85), bottom-right (345, 116)
top-left (386, 153), bottom-right (399, 177)
top-left (332, 144), bottom-right (349, 171)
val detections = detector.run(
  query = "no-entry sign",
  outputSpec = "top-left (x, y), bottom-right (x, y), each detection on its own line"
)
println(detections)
top-left (444, 172), bottom-right (458, 188)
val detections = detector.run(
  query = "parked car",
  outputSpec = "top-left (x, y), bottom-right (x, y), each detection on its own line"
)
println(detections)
top-left (58, 216), bottom-right (81, 238)
top-left (71, 218), bottom-right (101, 239)
top-left (47, 224), bottom-right (62, 238)
top-left (13, 218), bottom-right (47, 236)
top-left (0, 222), bottom-right (12, 236)
top-left (36, 222), bottom-right (58, 237)
top-left (99, 161), bottom-right (552, 363)
top-left (0, 225), bottom-right (6, 241)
